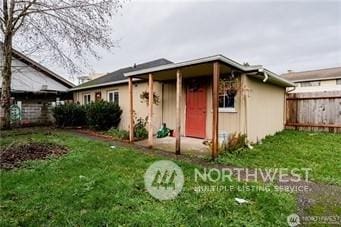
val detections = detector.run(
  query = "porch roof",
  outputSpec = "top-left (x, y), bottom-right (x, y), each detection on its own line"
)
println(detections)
top-left (124, 54), bottom-right (295, 87)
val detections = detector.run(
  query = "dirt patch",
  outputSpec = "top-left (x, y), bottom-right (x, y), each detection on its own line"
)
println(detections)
top-left (0, 142), bottom-right (69, 170)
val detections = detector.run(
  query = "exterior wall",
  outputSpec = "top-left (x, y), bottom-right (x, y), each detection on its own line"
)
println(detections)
top-left (73, 82), bottom-right (163, 132)
top-left (0, 50), bottom-right (70, 92)
top-left (291, 79), bottom-right (341, 93)
top-left (245, 76), bottom-right (286, 143)
top-left (20, 102), bottom-right (54, 125)
top-left (206, 79), bottom-right (243, 140)
top-left (73, 75), bottom-right (286, 143)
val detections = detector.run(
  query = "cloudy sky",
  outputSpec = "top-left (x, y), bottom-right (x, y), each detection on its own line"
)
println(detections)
top-left (55, 0), bottom-right (341, 82)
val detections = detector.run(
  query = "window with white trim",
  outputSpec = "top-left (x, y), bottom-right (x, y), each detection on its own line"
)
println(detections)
top-left (219, 92), bottom-right (236, 109)
top-left (107, 91), bottom-right (119, 104)
top-left (83, 94), bottom-right (91, 105)
top-left (218, 75), bottom-right (238, 111)
top-left (336, 79), bottom-right (341, 85)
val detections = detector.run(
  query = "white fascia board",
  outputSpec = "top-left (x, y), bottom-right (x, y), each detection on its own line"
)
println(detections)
top-left (69, 78), bottom-right (141, 91)
top-left (124, 55), bottom-right (259, 77)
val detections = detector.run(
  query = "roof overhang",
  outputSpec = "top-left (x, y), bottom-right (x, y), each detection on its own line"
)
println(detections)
top-left (124, 55), bottom-right (296, 87)
top-left (69, 78), bottom-right (142, 91)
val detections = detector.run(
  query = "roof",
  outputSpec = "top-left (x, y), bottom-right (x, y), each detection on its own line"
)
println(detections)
top-left (124, 54), bottom-right (295, 87)
top-left (71, 58), bottom-right (173, 91)
top-left (281, 67), bottom-right (341, 82)
top-left (0, 41), bottom-right (75, 88)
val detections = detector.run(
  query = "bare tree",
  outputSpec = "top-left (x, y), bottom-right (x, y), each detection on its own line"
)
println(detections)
top-left (0, 0), bottom-right (122, 129)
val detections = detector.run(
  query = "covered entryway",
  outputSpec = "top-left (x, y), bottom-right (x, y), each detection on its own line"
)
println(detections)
top-left (124, 55), bottom-right (264, 159)
top-left (185, 79), bottom-right (207, 138)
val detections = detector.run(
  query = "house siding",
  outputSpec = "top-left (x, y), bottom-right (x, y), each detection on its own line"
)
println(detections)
top-left (73, 74), bottom-right (286, 143)
top-left (73, 82), bottom-right (163, 132)
top-left (245, 76), bottom-right (285, 143)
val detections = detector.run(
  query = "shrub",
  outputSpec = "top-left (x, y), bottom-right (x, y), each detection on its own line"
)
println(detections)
top-left (221, 132), bottom-right (247, 153)
top-left (107, 128), bottom-right (129, 140)
top-left (52, 103), bottom-right (86, 127)
top-left (85, 100), bottom-right (122, 130)
top-left (134, 117), bottom-right (148, 139)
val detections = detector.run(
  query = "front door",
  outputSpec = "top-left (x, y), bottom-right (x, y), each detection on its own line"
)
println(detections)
top-left (186, 79), bottom-right (207, 138)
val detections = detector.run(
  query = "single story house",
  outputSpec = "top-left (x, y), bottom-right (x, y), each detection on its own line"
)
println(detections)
top-left (0, 45), bottom-right (74, 126)
top-left (281, 67), bottom-right (341, 93)
top-left (71, 55), bottom-right (294, 157)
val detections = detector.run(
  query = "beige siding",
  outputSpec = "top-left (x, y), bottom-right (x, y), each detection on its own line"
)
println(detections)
top-left (161, 82), bottom-right (186, 135)
top-left (292, 79), bottom-right (341, 93)
top-left (73, 82), bottom-right (163, 132)
top-left (206, 79), bottom-right (243, 139)
top-left (245, 76), bottom-right (285, 143)
top-left (73, 75), bottom-right (286, 143)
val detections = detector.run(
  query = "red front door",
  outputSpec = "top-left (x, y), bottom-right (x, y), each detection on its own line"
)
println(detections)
top-left (186, 79), bottom-right (207, 138)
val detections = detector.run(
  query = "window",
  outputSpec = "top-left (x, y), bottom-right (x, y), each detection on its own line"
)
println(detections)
top-left (218, 75), bottom-right (238, 112)
top-left (336, 79), bottom-right (341, 85)
top-left (301, 81), bottom-right (320, 87)
top-left (219, 92), bottom-right (236, 110)
top-left (107, 91), bottom-right (119, 104)
top-left (83, 94), bottom-right (91, 104)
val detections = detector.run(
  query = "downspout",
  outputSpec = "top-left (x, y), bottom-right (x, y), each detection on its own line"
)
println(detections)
top-left (258, 67), bottom-right (269, 82)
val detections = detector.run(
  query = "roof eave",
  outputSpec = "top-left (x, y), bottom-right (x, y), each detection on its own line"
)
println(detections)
top-left (69, 78), bottom-right (142, 91)
top-left (123, 55), bottom-right (259, 77)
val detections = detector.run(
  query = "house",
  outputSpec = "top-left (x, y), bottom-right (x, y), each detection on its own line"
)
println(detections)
top-left (77, 72), bottom-right (106, 85)
top-left (281, 67), bottom-right (341, 93)
top-left (0, 46), bottom-right (74, 126)
top-left (71, 55), bottom-right (294, 157)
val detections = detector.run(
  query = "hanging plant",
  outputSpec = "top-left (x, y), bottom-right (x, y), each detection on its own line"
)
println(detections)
top-left (140, 91), bottom-right (160, 105)
top-left (219, 77), bottom-right (240, 95)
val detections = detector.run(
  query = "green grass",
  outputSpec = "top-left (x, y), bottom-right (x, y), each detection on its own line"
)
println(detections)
top-left (0, 131), bottom-right (295, 226)
top-left (218, 130), bottom-right (341, 185)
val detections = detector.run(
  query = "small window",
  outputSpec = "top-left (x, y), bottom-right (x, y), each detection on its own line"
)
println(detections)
top-left (219, 92), bottom-right (235, 109)
top-left (301, 81), bottom-right (320, 87)
top-left (107, 91), bottom-right (119, 104)
top-left (83, 94), bottom-right (91, 105)
top-left (336, 79), bottom-right (341, 85)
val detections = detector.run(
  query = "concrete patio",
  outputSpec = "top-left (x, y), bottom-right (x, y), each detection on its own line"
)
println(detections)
top-left (135, 136), bottom-right (210, 158)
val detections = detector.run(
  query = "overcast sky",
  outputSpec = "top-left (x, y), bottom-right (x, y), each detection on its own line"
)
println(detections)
top-left (53, 0), bottom-right (341, 82)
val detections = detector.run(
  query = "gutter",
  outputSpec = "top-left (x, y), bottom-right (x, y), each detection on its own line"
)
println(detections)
top-left (69, 78), bottom-right (141, 91)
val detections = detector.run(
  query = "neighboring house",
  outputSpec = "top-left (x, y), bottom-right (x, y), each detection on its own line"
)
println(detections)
top-left (281, 67), bottom-right (341, 93)
top-left (71, 55), bottom-right (294, 144)
top-left (0, 46), bottom-right (74, 126)
top-left (77, 72), bottom-right (106, 85)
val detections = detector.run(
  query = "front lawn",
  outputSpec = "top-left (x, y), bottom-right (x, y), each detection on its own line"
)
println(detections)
top-left (0, 131), bottom-right (295, 226)
top-left (219, 130), bottom-right (341, 185)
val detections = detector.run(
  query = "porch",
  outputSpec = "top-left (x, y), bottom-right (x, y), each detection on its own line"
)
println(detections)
top-left (135, 136), bottom-right (210, 158)
top-left (124, 55), bottom-right (266, 159)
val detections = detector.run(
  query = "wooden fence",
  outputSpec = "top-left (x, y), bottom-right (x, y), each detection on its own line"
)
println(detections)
top-left (286, 91), bottom-right (341, 132)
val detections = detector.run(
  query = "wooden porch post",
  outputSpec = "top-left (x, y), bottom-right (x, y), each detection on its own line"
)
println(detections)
top-left (128, 77), bottom-right (134, 142)
top-left (212, 62), bottom-right (220, 160)
top-left (148, 73), bottom-right (153, 147)
top-left (175, 69), bottom-right (182, 155)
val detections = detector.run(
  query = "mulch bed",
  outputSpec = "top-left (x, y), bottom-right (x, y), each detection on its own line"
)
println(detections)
top-left (0, 142), bottom-right (69, 170)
